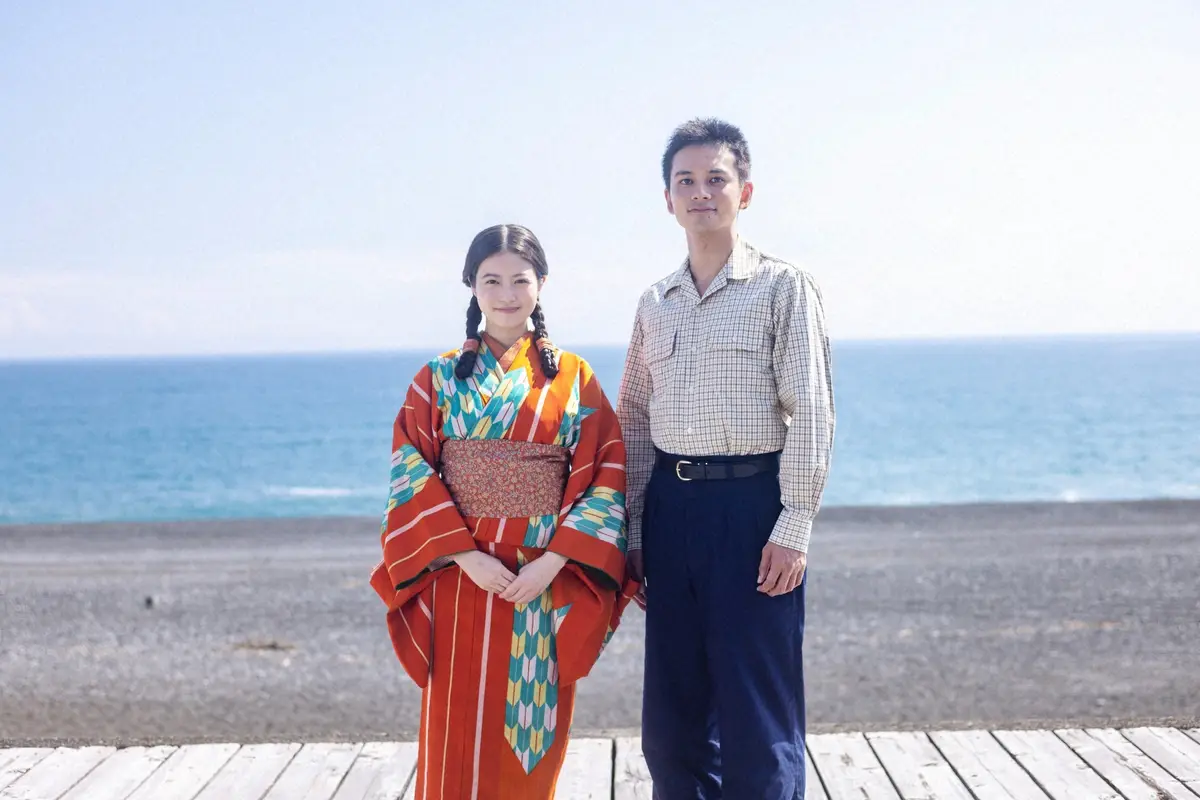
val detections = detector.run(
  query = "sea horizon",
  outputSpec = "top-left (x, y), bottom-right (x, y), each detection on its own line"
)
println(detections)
top-left (2, 333), bottom-right (1197, 525)
top-left (3, 329), bottom-right (1197, 366)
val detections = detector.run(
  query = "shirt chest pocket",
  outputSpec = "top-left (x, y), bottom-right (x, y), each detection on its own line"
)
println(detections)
top-left (644, 329), bottom-right (678, 391)
top-left (705, 325), bottom-right (774, 391)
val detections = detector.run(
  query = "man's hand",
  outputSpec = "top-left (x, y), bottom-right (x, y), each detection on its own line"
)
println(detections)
top-left (453, 550), bottom-right (517, 594)
top-left (500, 552), bottom-right (568, 605)
top-left (625, 549), bottom-right (647, 610)
top-left (757, 543), bottom-right (806, 597)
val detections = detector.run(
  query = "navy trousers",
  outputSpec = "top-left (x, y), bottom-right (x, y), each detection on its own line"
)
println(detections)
top-left (642, 453), bottom-right (807, 799)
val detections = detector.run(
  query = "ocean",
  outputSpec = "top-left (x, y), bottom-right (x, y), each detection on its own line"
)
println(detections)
top-left (1, 335), bottom-right (1197, 525)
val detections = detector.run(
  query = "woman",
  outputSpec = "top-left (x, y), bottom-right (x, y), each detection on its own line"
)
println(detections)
top-left (370, 224), bottom-right (636, 799)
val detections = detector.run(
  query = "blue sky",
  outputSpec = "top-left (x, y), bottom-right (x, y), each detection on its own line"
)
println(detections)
top-left (2, 1), bottom-right (1198, 358)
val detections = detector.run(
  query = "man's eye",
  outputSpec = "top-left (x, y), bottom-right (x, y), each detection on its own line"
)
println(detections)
top-left (711, 177), bottom-right (725, 184)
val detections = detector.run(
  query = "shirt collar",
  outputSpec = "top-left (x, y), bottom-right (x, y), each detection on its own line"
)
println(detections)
top-left (665, 238), bottom-right (758, 294)
top-left (726, 238), bottom-right (758, 280)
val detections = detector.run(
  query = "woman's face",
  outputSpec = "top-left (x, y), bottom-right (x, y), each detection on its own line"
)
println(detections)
top-left (472, 252), bottom-right (542, 331)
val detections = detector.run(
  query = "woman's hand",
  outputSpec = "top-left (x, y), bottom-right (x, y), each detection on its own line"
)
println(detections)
top-left (626, 549), bottom-right (646, 610)
top-left (499, 552), bottom-right (568, 605)
top-left (453, 550), bottom-right (517, 594)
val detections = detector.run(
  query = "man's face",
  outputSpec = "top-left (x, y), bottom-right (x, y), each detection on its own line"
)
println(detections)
top-left (664, 144), bottom-right (753, 233)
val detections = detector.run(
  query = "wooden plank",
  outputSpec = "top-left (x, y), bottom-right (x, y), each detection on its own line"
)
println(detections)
top-left (994, 729), bottom-right (1120, 799)
top-left (1122, 728), bottom-right (1200, 793)
top-left (59, 746), bottom-right (177, 800)
top-left (0, 746), bottom-right (116, 800)
top-left (330, 742), bottom-right (417, 800)
top-left (192, 743), bottom-right (301, 800)
top-left (1059, 728), bottom-right (1200, 800)
top-left (931, 730), bottom-right (1050, 800)
top-left (805, 744), bottom-right (829, 800)
top-left (555, 738), bottom-right (612, 800)
top-left (867, 731), bottom-right (973, 800)
top-left (263, 743), bottom-right (363, 800)
top-left (808, 733), bottom-right (901, 800)
top-left (0, 750), bottom-right (54, 792)
top-left (613, 737), bottom-right (652, 800)
top-left (126, 744), bottom-right (241, 800)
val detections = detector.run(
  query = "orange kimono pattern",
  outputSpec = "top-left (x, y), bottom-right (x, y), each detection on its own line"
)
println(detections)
top-left (370, 335), bottom-right (635, 800)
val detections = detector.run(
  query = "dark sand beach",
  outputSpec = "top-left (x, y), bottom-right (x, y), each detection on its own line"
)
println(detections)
top-left (1, 500), bottom-right (1197, 746)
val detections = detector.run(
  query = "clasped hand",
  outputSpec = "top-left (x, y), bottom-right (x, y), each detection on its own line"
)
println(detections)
top-left (453, 550), bottom-right (567, 605)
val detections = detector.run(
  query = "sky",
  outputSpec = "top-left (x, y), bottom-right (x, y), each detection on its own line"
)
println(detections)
top-left (2, 1), bottom-right (1198, 359)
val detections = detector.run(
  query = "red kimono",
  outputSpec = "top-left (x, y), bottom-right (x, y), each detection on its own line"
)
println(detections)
top-left (370, 335), bottom-right (635, 799)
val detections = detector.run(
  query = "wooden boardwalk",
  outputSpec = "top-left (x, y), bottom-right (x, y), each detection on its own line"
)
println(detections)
top-left (2, 727), bottom-right (1199, 799)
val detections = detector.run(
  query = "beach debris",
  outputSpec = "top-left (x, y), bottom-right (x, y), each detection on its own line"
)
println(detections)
top-left (233, 638), bottom-right (295, 652)
top-left (144, 595), bottom-right (155, 609)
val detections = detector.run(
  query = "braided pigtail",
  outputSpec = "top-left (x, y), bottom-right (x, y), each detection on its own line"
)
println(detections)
top-left (529, 302), bottom-right (559, 379)
top-left (454, 296), bottom-right (484, 379)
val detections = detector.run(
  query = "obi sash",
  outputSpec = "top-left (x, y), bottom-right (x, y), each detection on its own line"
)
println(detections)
top-left (439, 440), bottom-right (570, 519)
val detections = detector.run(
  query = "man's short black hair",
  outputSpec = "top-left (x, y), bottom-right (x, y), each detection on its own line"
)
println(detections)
top-left (661, 117), bottom-right (752, 188)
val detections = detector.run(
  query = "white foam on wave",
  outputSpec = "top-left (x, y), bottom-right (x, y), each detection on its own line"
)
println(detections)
top-left (883, 493), bottom-right (929, 506)
top-left (1059, 489), bottom-right (1082, 503)
top-left (265, 486), bottom-right (377, 498)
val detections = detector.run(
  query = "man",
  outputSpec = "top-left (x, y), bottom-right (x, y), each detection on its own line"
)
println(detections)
top-left (617, 118), bottom-right (835, 799)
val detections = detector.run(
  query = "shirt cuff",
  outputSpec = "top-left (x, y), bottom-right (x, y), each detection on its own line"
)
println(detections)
top-left (627, 516), bottom-right (643, 551)
top-left (769, 510), bottom-right (812, 553)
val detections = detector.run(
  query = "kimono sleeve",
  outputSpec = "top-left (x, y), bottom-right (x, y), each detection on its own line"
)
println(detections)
top-left (375, 363), bottom-right (476, 596)
top-left (546, 360), bottom-right (628, 589)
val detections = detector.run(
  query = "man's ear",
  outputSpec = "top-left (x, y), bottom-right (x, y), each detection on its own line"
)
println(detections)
top-left (664, 187), bottom-right (675, 214)
top-left (739, 180), bottom-right (754, 210)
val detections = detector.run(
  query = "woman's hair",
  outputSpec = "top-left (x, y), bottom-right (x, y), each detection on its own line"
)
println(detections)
top-left (455, 224), bottom-right (559, 380)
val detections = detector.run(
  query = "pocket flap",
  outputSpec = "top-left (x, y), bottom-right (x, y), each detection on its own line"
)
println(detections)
top-left (645, 330), bottom-right (676, 364)
top-left (710, 326), bottom-right (768, 352)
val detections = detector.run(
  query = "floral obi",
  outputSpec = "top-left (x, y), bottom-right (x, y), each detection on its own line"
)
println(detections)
top-left (439, 440), bottom-right (570, 519)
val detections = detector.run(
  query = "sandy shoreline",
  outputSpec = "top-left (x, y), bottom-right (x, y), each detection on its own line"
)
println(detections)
top-left (2, 499), bottom-right (1198, 746)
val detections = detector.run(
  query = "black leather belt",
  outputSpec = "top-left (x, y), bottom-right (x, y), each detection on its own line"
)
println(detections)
top-left (655, 450), bottom-right (781, 482)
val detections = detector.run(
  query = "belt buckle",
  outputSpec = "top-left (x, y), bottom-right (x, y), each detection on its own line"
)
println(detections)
top-left (675, 459), bottom-right (694, 482)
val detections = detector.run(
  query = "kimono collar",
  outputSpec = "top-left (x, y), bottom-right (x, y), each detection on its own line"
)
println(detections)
top-left (481, 331), bottom-right (532, 370)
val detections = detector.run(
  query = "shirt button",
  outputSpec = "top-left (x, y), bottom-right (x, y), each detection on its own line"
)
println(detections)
top-left (686, 427), bottom-right (693, 435)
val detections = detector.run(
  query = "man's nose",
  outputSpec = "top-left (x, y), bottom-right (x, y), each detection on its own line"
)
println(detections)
top-left (691, 184), bottom-right (711, 201)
